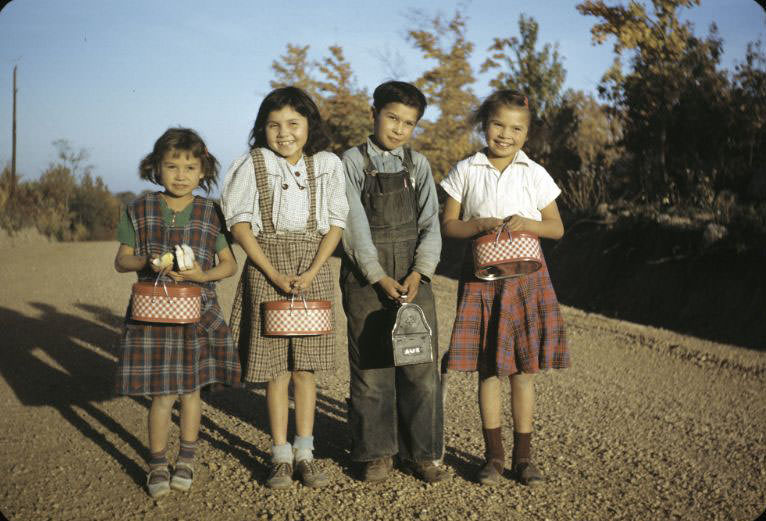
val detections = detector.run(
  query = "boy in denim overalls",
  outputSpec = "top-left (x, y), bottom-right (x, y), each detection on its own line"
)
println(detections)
top-left (341, 81), bottom-right (446, 483)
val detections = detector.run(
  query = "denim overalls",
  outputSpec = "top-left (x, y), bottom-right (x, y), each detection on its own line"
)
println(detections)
top-left (341, 143), bottom-right (443, 463)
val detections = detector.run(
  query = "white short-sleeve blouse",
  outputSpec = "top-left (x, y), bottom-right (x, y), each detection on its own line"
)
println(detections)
top-left (440, 149), bottom-right (561, 222)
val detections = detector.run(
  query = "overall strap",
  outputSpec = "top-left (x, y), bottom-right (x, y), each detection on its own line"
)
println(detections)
top-left (250, 148), bottom-right (276, 235)
top-left (304, 154), bottom-right (318, 233)
top-left (402, 146), bottom-right (415, 177)
top-left (357, 143), bottom-right (376, 176)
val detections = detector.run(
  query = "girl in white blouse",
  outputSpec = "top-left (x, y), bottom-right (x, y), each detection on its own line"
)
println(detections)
top-left (221, 87), bottom-right (348, 489)
top-left (440, 90), bottom-right (570, 486)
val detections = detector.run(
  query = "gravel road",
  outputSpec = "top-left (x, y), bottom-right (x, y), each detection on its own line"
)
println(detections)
top-left (0, 239), bottom-right (764, 521)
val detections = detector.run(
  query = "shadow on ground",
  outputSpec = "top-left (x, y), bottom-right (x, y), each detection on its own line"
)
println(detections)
top-left (0, 302), bottom-right (354, 486)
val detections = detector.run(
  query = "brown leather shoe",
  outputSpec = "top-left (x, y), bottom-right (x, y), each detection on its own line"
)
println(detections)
top-left (409, 460), bottom-right (449, 483)
top-left (512, 461), bottom-right (543, 486)
top-left (476, 459), bottom-right (503, 485)
top-left (266, 461), bottom-right (294, 489)
top-left (362, 457), bottom-right (393, 482)
top-left (295, 459), bottom-right (329, 488)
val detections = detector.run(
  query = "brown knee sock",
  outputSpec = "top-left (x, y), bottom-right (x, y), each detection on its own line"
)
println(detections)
top-left (512, 431), bottom-right (532, 467)
top-left (482, 427), bottom-right (504, 472)
top-left (148, 448), bottom-right (169, 484)
top-left (177, 438), bottom-right (198, 464)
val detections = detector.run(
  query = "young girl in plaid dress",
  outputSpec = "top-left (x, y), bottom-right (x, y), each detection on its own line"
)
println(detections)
top-left (221, 87), bottom-right (348, 489)
top-left (114, 128), bottom-right (241, 499)
top-left (440, 90), bottom-right (570, 486)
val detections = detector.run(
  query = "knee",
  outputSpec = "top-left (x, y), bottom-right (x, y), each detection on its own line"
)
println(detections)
top-left (510, 372), bottom-right (535, 389)
top-left (152, 394), bottom-right (177, 411)
top-left (178, 390), bottom-right (200, 406)
top-left (291, 371), bottom-right (315, 386)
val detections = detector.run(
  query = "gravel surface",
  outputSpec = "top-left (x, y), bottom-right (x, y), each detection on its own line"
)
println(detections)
top-left (0, 239), bottom-right (764, 521)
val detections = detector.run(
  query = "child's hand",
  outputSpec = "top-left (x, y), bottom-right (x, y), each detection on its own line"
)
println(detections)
top-left (473, 217), bottom-right (504, 234)
top-left (292, 269), bottom-right (317, 294)
top-left (167, 261), bottom-right (207, 283)
top-left (377, 276), bottom-right (406, 301)
top-left (505, 215), bottom-right (529, 232)
top-left (270, 272), bottom-right (295, 294)
top-left (149, 254), bottom-right (172, 277)
top-left (400, 272), bottom-right (422, 303)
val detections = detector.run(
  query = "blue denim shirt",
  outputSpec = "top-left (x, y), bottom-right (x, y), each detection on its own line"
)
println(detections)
top-left (341, 137), bottom-right (442, 284)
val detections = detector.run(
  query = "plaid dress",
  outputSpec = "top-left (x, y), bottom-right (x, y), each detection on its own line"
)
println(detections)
top-left (446, 250), bottom-right (570, 376)
top-left (230, 149), bottom-right (336, 382)
top-left (115, 193), bottom-right (241, 395)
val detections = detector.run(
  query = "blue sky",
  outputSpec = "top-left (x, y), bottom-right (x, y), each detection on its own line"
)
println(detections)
top-left (1, 0), bottom-right (764, 195)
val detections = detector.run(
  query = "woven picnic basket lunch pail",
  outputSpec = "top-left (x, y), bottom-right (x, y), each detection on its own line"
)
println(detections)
top-left (130, 280), bottom-right (202, 324)
top-left (263, 295), bottom-right (333, 336)
top-left (472, 228), bottom-right (543, 281)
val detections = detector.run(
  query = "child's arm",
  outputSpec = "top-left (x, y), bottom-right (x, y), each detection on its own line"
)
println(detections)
top-left (230, 222), bottom-right (294, 294)
top-left (167, 245), bottom-right (237, 283)
top-left (441, 196), bottom-right (503, 239)
top-left (292, 225), bottom-right (342, 292)
top-left (114, 244), bottom-right (168, 274)
top-left (505, 201), bottom-right (564, 240)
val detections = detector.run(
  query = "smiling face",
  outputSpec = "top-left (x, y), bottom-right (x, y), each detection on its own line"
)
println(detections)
top-left (159, 148), bottom-right (203, 201)
top-left (265, 105), bottom-right (309, 165)
top-left (484, 105), bottom-right (529, 169)
top-left (372, 102), bottom-right (420, 151)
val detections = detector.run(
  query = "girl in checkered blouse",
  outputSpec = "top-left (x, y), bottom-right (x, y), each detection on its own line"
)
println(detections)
top-left (221, 87), bottom-right (348, 489)
top-left (440, 90), bottom-right (570, 486)
top-left (114, 127), bottom-right (241, 499)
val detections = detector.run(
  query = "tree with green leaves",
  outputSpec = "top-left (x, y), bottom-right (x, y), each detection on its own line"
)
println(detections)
top-left (481, 14), bottom-right (566, 129)
top-left (407, 10), bottom-right (479, 181)
top-left (271, 44), bottom-right (370, 156)
top-left (315, 46), bottom-right (371, 156)
top-left (575, 0), bottom-right (733, 203)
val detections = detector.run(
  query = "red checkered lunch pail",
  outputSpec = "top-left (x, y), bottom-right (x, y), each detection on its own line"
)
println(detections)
top-left (472, 227), bottom-right (543, 281)
top-left (131, 278), bottom-right (202, 324)
top-left (263, 294), bottom-right (333, 336)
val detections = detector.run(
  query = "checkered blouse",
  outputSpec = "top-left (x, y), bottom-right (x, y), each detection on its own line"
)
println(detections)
top-left (221, 147), bottom-right (348, 235)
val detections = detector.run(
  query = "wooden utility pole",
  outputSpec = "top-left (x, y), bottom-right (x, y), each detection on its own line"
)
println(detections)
top-left (11, 64), bottom-right (17, 197)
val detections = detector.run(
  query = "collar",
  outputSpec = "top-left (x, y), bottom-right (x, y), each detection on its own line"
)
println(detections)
top-left (261, 147), bottom-right (306, 170)
top-left (470, 149), bottom-right (530, 169)
top-left (366, 135), bottom-right (405, 160)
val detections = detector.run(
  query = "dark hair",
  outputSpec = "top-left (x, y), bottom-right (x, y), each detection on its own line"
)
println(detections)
top-left (372, 81), bottom-right (427, 121)
top-left (249, 86), bottom-right (330, 155)
top-left (139, 127), bottom-right (219, 192)
top-left (473, 89), bottom-right (531, 132)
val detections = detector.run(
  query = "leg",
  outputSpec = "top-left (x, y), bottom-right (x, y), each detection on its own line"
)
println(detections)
top-left (266, 371), bottom-right (292, 446)
top-left (396, 359), bottom-right (448, 483)
top-left (148, 394), bottom-right (177, 454)
top-left (478, 376), bottom-right (502, 429)
top-left (348, 364), bottom-right (398, 461)
top-left (172, 390), bottom-right (201, 492)
top-left (265, 372), bottom-right (294, 489)
top-left (476, 375), bottom-right (504, 484)
top-left (292, 371), bottom-right (316, 438)
top-left (291, 371), bottom-right (329, 488)
top-left (509, 372), bottom-right (542, 485)
top-left (396, 360), bottom-right (443, 462)
top-left (510, 372), bottom-right (535, 434)
top-left (178, 389), bottom-right (201, 445)
top-left (146, 394), bottom-right (177, 498)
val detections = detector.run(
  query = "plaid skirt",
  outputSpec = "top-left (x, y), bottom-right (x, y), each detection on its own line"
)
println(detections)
top-left (116, 290), bottom-right (241, 396)
top-left (230, 232), bottom-right (336, 382)
top-left (446, 252), bottom-right (569, 376)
